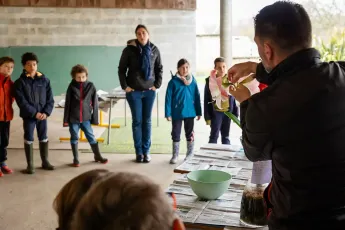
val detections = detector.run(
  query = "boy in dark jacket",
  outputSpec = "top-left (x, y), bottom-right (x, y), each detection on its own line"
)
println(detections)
top-left (63, 64), bottom-right (107, 167)
top-left (204, 57), bottom-right (238, 145)
top-left (0, 56), bottom-right (15, 176)
top-left (14, 52), bottom-right (55, 174)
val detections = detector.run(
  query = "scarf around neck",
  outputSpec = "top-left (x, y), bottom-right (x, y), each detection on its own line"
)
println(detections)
top-left (176, 73), bottom-right (192, 85)
top-left (138, 40), bottom-right (152, 81)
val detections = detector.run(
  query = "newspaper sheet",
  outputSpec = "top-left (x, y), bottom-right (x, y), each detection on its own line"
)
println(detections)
top-left (174, 161), bottom-right (210, 173)
top-left (206, 199), bottom-right (242, 213)
top-left (186, 157), bottom-right (231, 167)
top-left (195, 149), bottom-right (235, 160)
top-left (230, 178), bottom-right (248, 189)
top-left (173, 174), bottom-right (189, 185)
top-left (176, 207), bottom-right (204, 223)
top-left (201, 143), bottom-right (243, 152)
top-left (195, 209), bottom-right (258, 228)
top-left (167, 184), bottom-right (198, 196)
top-left (167, 184), bottom-right (243, 201)
top-left (233, 169), bottom-right (252, 180)
top-left (174, 193), bottom-right (209, 209)
top-left (228, 161), bottom-right (253, 169)
top-left (209, 165), bottom-right (242, 177)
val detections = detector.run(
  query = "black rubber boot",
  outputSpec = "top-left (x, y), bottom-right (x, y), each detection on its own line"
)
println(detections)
top-left (39, 141), bottom-right (55, 170)
top-left (24, 143), bottom-right (35, 174)
top-left (90, 143), bottom-right (108, 164)
top-left (71, 143), bottom-right (80, 167)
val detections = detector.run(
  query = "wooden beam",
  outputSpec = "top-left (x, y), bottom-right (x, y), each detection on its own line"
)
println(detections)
top-left (0, 0), bottom-right (196, 10)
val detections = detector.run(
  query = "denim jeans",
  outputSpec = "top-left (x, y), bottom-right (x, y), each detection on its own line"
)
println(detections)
top-left (69, 120), bottom-right (97, 144)
top-left (23, 118), bottom-right (48, 143)
top-left (126, 90), bottom-right (156, 155)
top-left (209, 110), bottom-right (232, 145)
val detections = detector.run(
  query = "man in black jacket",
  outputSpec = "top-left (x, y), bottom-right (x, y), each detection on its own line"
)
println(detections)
top-left (228, 2), bottom-right (345, 230)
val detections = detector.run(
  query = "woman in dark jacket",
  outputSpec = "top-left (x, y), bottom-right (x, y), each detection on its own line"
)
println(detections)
top-left (118, 24), bottom-right (163, 163)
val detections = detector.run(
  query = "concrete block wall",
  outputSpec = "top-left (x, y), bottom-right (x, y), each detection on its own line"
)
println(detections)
top-left (0, 7), bottom-right (196, 88)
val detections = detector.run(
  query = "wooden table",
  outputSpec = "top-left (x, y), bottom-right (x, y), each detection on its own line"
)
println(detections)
top-left (170, 144), bottom-right (268, 230)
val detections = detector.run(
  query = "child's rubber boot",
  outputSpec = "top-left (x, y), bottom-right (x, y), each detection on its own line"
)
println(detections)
top-left (170, 142), bottom-right (180, 164)
top-left (71, 143), bottom-right (80, 167)
top-left (91, 143), bottom-right (108, 164)
top-left (24, 143), bottom-right (35, 174)
top-left (184, 141), bottom-right (194, 161)
top-left (39, 141), bottom-right (55, 170)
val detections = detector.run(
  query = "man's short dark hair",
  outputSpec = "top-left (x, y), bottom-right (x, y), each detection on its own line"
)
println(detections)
top-left (71, 64), bottom-right (88, 79)
top-left (21, 52), bottom-right (39, 66)
top-left (214, 57), bottom-right (225, 67)
top-left (0, 56), bottom-right (14, 66)
top-left (254, 1), bottom-right (312, 51)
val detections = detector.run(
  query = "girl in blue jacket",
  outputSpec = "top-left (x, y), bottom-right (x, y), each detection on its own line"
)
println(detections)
top-left (165, 59), bottom-right (202, 164)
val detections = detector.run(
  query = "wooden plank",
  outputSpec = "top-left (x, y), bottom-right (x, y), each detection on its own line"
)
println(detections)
top-left (0, 0), bottom-right (196, 9)
top-left (115, 0), bottom-right (144, 8)
top-left (100, 0), bottom-right (115, 7)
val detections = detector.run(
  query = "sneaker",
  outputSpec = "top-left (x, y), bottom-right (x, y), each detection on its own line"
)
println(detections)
top-left (143, 154), bottom-right (151, 163)
top-left (136, 154), bottom-right (144, 163)
top-left (1, 165), bottom-right (13, 174)
top-left (0, 171), bottom-right (3, 177)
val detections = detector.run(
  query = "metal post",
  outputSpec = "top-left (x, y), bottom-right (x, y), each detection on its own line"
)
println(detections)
top-left (107, 99), bottom-right (112, 145)
top-left (157, 91), bottom-right (159, 127)
top-left (220, 0), bottom-right (233, 66)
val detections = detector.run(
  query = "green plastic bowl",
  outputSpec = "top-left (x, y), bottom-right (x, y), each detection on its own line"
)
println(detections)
top-left (187, 170), bottom-right (232, 200)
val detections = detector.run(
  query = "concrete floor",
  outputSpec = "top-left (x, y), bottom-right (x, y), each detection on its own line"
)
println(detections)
top-left (0, 149), bottom-right (176, 230)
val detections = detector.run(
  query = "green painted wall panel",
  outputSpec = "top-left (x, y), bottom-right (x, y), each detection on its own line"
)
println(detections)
top-left (0, 46), bottom-right (124, 96)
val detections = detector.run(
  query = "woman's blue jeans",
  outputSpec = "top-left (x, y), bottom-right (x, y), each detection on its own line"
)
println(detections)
top-left (126, 90), bottom-right (156, 155)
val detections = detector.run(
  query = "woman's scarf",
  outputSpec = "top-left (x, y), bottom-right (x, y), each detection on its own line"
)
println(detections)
top-left (176, 73), bottom-right (192, 85)
top-left (140, 42), bottom-right (152, 81)
top-left (209, 69), bottom-right (229, 109)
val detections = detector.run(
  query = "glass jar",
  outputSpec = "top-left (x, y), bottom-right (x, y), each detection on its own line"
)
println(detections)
top-left (240, 160), bottom-right (272, 227)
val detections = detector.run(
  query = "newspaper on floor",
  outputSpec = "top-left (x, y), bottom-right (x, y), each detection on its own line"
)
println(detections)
top-left (233, 169), bottom-right (252, 180)
top-left (195, 149), bottom-right (236, 160)
top-left (201, 143), bottom-right (243, 152)
top-left (208, 165), bottom-right (242, 177)
top-left (167, 184), bottom-right (243, 201)
top-left (206, 199), bottom-right (242, 213)
top-left (174, 161), bottom-right (210, 173)
top-left (195, 209), bottom-right (258, 229)
top-left (174, 193), bottom-right (209, 210)
top-left (228, 161), bottom-right (253, 170)
top-left (187, 157), bottom-right (231, 167)
top-left (176, 207), bottom-right (203, 223)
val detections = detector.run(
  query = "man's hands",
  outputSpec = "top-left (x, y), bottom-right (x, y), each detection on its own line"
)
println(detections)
top-left (36, 112), bottom-right (47, 120)
top-left (228, 61), bottom-right (258, 83)
top-left (229, 84), bottom-right (251, 103)
top-left (150, 86), bottom-right (157, 91)
top-left (196, 116), bottom-right (201, 121)
top-left (167, 117), bottom-right (172, 121)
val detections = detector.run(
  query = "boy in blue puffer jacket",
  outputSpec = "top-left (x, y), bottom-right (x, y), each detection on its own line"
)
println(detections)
top-left (165, 59), bottom-right (202, 164)
top-left (14, 52), bottom-right (55, 174)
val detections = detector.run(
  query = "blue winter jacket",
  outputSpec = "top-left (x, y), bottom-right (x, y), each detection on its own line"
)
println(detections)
top-left (14, 70), bottom-right (54, 119)
top-left (165, 75), bottom-right (202, 120)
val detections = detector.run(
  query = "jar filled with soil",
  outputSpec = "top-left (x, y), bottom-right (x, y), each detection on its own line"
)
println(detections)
top-left (240, 160), bottom-right (272, 227)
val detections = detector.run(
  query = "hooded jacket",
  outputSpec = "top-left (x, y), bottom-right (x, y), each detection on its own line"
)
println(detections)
top-left (0, 74), bottom-right (14, 121)
top-left (14, 70), bottom-right (54, 119)
top-left (118, 39), bottom-right (163, 91)
top-left (241, 48), bottom-right (345, 230)
top-left (165, 75), bottom-right (201, 120)
top-left (63, 80), bottom-right (98, 125)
